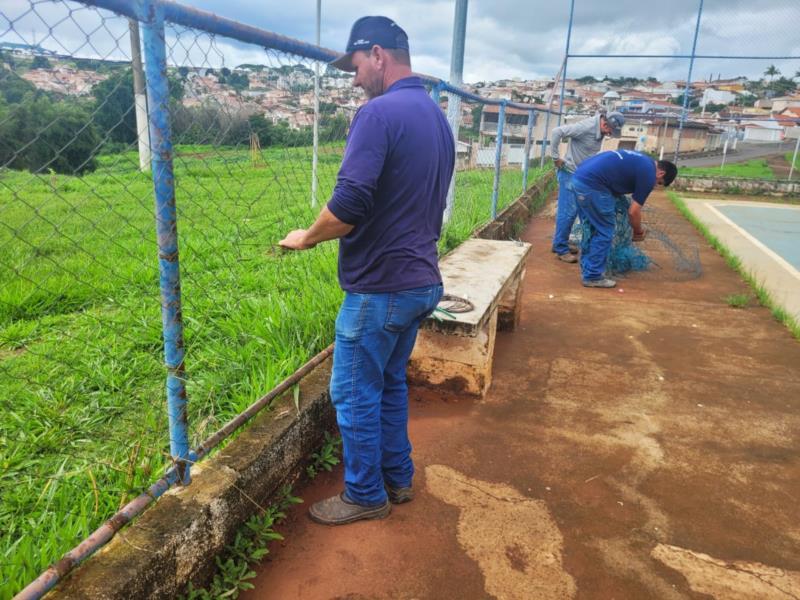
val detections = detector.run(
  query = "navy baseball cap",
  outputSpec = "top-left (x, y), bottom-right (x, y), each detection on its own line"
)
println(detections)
top-left (606, 111), bottom-right (625, 137)
top-left (330, 16), bottom-right (409, 72)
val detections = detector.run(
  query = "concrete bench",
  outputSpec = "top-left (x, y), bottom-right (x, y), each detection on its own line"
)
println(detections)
top-left (408, 238), bottom-right (531, 397)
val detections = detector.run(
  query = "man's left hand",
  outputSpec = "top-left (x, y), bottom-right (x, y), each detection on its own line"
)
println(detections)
top-left (632, 226), bottom-right (647, 242)
top-left (279, 229), bottom-right (315, 250)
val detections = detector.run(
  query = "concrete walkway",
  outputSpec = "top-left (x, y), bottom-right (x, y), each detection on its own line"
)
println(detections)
top-left (684, 197), bottom-right (800, 323)
top-left (242, 190), bottom-right (800, 600)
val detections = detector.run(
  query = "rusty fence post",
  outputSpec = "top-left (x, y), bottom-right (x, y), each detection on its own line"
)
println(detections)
top-left (140, 0), bottom-right (193, 484)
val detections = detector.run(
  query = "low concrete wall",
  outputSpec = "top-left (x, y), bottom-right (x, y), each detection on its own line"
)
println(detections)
top-left (674, 175), bottom-right (800, 197)
top-left (474, 171), bottom-right (556, 240)
top-left (53, 360), bottom-right (335, 599)
top-left (49, 170), bottom-right (557, 599)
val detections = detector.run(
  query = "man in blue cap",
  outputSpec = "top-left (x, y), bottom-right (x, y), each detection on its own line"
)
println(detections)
top-left (549, 111), bottom-right (625, 263)
top-left (280, 17), bottom-right (455, 524)
top-left (570, 149), bottom-right (678, 288)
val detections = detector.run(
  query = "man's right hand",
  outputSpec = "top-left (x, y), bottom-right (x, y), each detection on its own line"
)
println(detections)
top-left (554, 158), bottom-right (565, 169)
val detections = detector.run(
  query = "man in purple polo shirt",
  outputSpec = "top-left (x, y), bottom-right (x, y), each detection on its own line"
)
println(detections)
top-left (280, 16), bottom-right (455, 525)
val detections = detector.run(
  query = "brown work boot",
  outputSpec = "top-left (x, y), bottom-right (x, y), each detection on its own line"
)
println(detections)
top-left (386, 484), bottom-right (414, 504)
top-left (556, 252), bottom-right (578, 263)
top-left (309, 492), bottom-right (391, 526)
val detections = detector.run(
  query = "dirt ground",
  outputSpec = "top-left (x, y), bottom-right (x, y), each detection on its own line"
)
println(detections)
top-left (766, 153), bottom-right (795, 180)
top-left (241, 189), bottom-right (800, 600)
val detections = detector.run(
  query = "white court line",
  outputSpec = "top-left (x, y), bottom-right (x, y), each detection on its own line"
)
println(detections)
top-left (704, 203), bottom-right (800, 283)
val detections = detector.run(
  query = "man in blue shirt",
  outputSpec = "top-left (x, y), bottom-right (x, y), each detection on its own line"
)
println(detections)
top-left (549, 111), bottom-right (625, 263)
top-left (570, 150), bottom-right (677, 287)
top-left (280, 16), bottom-right (455, 525)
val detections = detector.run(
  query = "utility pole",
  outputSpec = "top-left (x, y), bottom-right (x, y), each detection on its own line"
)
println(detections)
top-left (789, 134), bottom-right (800, 181)
top-left (129, 18), bottom-right (151, 172)
top-left (443, 0), bottom-right (468, 224)
top-left (311, 0), bottom-right (320, 207)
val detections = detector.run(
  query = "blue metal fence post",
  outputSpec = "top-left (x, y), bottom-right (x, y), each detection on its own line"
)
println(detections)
top-left (140, 0), bottom-right (193, 484)
top-left (674, 0), bottom-right (704, 161)
top-left (557, 0), bottom-right (575, 127)
top-left (522, 110), bottom-right (536, 191)
top-left (491, 100), bottom-right (506, 220)
top-left (539, 109), bottom-right (551, 168)
top-left (430, 81), bottom-right (441, 104)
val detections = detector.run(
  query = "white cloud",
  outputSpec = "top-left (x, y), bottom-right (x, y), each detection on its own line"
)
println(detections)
top-left (1, 0), bottom-right (798, 83)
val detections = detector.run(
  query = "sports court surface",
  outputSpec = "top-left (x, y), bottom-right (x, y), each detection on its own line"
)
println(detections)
top-left (682, 198), bottom-right (800, 322)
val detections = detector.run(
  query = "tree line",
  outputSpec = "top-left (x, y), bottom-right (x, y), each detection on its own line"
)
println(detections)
top-left (0, 66), bottom-right (347, 176)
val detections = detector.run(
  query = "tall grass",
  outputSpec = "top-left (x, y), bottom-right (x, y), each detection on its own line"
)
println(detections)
top-left (0, 145), bottom-right (547, 595)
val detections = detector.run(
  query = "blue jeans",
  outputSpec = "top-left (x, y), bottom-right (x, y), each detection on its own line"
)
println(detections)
top-left (552, 169), bottom-right (578, 255)
top-left (570, 178), bottom-right (616, 282)
top-left (330, 284), bottom-right (443, 506)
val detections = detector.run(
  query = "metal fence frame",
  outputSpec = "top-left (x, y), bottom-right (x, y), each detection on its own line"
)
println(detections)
top-left (12, 1), bottom-right (548, 597)
top-left (557, 0), bottom-right (800, 161)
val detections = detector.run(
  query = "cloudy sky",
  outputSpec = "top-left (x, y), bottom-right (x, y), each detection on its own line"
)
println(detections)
top-left (2, 0), bottom-right (799, 83)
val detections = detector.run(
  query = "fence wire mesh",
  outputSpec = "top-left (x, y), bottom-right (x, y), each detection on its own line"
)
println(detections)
top-left (561, 0), bottom-right (800, 167)
top-left (439, 91), bottom-right (547, 251)
top-left (0, 2), bottom-right (549, 594)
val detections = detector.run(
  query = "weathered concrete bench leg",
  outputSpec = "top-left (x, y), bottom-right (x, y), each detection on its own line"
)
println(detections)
top-left (408, 309), bottom-right (497, 397)
top-left (497, 268), bottom-right (525, 332)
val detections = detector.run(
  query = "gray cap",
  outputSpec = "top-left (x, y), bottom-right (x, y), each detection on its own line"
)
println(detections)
top-left (605, 111), bottom-right (625, 136)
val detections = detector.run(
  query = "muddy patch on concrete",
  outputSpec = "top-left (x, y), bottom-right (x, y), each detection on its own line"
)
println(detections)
top-left (425, 464), bottom-right (576, 599)
top-left (653, 543), bottom-right (800, 599)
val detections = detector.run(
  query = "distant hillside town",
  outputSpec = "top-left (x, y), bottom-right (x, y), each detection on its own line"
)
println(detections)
top-left (2, 40), bottom-right (799, 163)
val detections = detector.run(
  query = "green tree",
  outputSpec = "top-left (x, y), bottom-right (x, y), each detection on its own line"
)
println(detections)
top-left (319, 101), bottom-right (338, 115)
top-left (247, 113), bottom-right (278, 146)
top-left (0, 48), bottom-right (15, 70)
top-left (0, 92), bottom-right (99, 174)
top-left (320, 113), bottom-right (348, 141)
top-left (227, 71), bottom-right (249, 91)
top-left (764, 64), bottom-right (780, 83)
top-left (0, 67), bottom-right (36, 103)
top-left (91, 68), bottom-right (183, 144)
top-left (31, 55), bottom-right (51, 69)
top-left (767, 76), bottom-right (796, 97)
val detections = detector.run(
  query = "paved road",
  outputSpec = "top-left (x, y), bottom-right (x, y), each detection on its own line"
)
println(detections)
top-left (677, 141), bottom-right (795, 167)
top-left (686, 198), bottom-right (800, 324)
top-left (717, 204), bottom-right (800, 270)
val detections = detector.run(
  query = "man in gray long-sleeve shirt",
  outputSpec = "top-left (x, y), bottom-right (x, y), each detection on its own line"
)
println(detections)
top-left (549, 111), bottom-right (624, 262)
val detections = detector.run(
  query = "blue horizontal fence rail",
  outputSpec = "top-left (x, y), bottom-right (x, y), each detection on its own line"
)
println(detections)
top-left (6, 0), bottom-right (552, 597)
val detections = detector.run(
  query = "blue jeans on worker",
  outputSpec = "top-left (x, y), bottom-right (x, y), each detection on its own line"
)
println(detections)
top-left (330, 283), bottom-right (443, 506)
top-left (552, 168), bottom-right (578, 255)
top-left (570, 177), bottom-right (616, 282)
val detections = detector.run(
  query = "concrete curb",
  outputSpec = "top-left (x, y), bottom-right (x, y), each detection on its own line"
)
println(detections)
top-left (674, 175), bottom-right (800, 197)
top-left (474, 171), bottom-right (556, 240)
top-left (52, 359), bottom-right (335, 599)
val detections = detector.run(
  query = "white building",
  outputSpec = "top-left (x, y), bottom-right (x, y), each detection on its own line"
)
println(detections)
top-left (742, 120), bottom-right (784, 143)
top-left (700, 88), bottom-right (738, 107)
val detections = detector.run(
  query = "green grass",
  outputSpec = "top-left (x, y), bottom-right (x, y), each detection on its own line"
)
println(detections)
top-left (0, 143), bottom-right (547, 596)
top-left (668, 192), bottom-right (800, 340)
top-left (679, 159), bottom-right (774, 180)
top-left (725, 293), bottom-right (751, 308)
top-left (787, 150), bottom-right (799, 172)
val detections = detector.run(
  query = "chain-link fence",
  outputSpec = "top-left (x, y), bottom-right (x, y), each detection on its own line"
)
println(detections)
top-left (0, 1), bottom-right (550, 596)
top-left (557, 0), bottom-right (800, 173)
